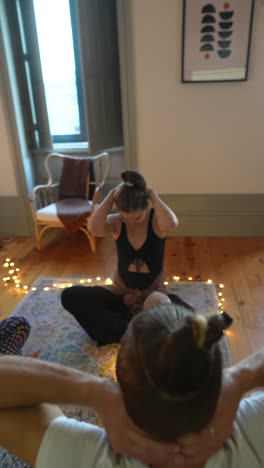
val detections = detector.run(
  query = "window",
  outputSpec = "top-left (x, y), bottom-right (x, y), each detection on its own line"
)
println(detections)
top-left (33, 0), bottom-right (86, 143)
top-left (4, 0), bottom-right (123, 152)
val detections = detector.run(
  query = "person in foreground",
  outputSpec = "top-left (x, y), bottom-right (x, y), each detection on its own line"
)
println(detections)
top-left (61, 169), bottom-right (191, 346)
top-left (0, 303), bottom-right (264, 467)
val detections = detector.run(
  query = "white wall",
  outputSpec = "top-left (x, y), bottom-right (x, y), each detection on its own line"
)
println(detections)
top-left (1, 1), bottom-right (264, 198)
top-left (0, 83), bottom-right (18, 196)
top-left (130, 0), bottom-right (264, 194)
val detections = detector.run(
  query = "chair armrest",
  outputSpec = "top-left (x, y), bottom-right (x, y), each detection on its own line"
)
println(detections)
top-left (91, 183), bottom-right (105, 210)
top-left (29, 183), bottom-right (59, 209)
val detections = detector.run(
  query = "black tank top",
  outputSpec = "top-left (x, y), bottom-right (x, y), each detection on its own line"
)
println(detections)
top-left (115, 209), bottom-right (165, 289)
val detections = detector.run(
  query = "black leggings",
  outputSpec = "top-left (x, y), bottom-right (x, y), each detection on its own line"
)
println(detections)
top-left (61, 286), bottom-right (133, 346)
top-left (61, 286), bottom-right (194, 346)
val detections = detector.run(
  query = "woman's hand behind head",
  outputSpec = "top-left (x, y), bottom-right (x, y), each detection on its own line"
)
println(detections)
top-left (177, 366), bottom-right (242, 466)
top-left (96, 378), bottom-right (182, 466)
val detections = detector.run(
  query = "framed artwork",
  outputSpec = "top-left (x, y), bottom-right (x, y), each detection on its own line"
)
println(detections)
top-left (181, 0), bottom-right (255, 83)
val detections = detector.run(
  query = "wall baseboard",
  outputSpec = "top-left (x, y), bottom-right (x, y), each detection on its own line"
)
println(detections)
top-left (161, 194), bottom-right (264, 237)
top-left (0, 196), bottom-right (33, 236)
top-left (1, 194), bottom-right (264, 237)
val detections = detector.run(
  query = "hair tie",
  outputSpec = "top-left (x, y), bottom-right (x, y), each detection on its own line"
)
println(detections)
top-left (191, 315), bottom-right (207, 349)
top-left (125, 181), bottom-right (134, 187)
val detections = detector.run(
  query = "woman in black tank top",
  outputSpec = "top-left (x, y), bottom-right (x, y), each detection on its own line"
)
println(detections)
top-left (61, 170), bottom-right (189, 346)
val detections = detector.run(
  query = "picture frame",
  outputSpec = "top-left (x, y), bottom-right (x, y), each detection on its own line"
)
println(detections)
top-left (181, 0), bottom-right (255, 83)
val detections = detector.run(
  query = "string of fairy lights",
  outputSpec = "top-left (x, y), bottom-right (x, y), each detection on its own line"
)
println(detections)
top-left (1, 257), bottom-right (226, 312)
top-left (2, 258), bottom-right (28, 293)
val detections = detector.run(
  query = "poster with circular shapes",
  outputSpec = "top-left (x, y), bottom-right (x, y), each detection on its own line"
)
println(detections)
top-left (182, 0), bottom-right (255, 82)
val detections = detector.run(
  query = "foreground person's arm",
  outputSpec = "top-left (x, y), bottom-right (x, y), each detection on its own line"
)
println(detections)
top-left (0, 356), bottom-right (181, 467)
top-left (178, 347), bottom-right (264, 466)
top-left (0, 355), bottom-right (105, 408)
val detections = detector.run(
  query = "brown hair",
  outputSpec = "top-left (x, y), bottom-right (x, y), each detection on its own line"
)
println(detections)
top-left (116, 304), bottom-right (232, 442)
top-left (114, 170), bottom-right (149, 212)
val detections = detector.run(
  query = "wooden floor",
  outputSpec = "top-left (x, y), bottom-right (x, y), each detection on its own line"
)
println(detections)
top-left (1, 233), bottom-right (264, 365)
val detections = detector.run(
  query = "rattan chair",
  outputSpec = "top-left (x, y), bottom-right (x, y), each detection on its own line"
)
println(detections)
top-left (29, 152), bottom-right (110, 252)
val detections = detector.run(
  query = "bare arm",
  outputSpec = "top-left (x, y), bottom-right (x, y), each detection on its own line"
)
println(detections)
top-left (0, 356), bottom-right (106, 466)
top-left (0, 355), bottom-right (105, 409)
top-left (0, 356), bottom-right (181, 467)
top-left (87, 189), bottom-right (119, 237)
top-left (231, 346), bottom-right (264, 391)
top-left (149, 189), bottom-right (179, 236)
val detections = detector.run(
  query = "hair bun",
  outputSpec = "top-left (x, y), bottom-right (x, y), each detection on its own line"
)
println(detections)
top-left (187, 312), bottom-right (233, 350)
top-left (220, 311), bottom-right (233, 328)
top-left (186, 315), bottom-right (207, 349)
top-left (121, 170), bottom-right (147, 190)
